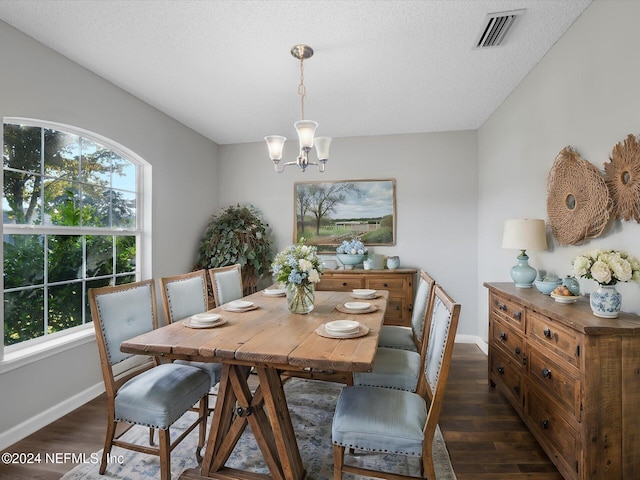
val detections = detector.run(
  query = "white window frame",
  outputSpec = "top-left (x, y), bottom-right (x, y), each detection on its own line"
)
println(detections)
top-left (0, 118), bottom-right (152, 371)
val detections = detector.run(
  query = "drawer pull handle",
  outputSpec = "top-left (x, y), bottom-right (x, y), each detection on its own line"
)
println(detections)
top-left (541, 419), bottom-right (549, 429)
top-left (513, 386), bottom-right (520, 394)
top-left (513, 311), bottom-right (522, 320)
top-left (383, 283), bottom-right (389, 287)
top-left (498, 303), bottom-right (507, 311)
top-left (541, 368), bottom-right (552, 379)
top-left (514, 347), bottom-right (521, 355)
top-left (342, 282), bottom-right (347, 287)
top-left (499, 332), bottom-right (507, 341)
top-left (497, 366), bottom-right (505, 375)
top-left (543, 328), bottom-right (552, 338)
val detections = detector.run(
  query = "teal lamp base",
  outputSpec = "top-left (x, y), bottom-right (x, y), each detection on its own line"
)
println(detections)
top-left (510, 250), bottom-right (537, 288)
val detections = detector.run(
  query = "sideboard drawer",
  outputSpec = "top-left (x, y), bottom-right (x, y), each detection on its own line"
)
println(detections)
top-left (490, 293), bottom-right (525, 331)
top-left (527, 385), bottom-right (580, 480)
top-left (366, 277), bottom-right (406, 291)
top-left (528, 310), bottom-right (582, 369)
top-left (489, 346), bottom-right (523, 410)
top-left (490, 315), bottom-right (526, 367)
top-left (527, 345), bottom-right (581, 422)
top-left (316, 276), bottom-right (365, 291)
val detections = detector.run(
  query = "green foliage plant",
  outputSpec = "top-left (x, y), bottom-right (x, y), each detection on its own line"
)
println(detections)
top-left (194, 204), bottom-right (273, 292)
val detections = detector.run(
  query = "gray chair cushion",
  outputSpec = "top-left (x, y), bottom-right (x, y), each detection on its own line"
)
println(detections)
top-left (352, 347), bottom-right (420, 392)
top-left (174, 359), bottom-right (222, 388)
top-left (378, 325), bottom-right (416, 351)
top-left (332, 386), bottom-right (426, 456)
top-left (115, 363), bottom-right (210, 429)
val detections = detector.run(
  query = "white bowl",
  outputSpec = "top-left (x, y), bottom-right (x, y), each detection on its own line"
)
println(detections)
top-left (352, 289), bottom-right (376, 298)
top-left (325, 320), bottom-right (360, 333)
top-left (344, 302), bottom-right (371, 311)
top-left (550, 293), bottom-right (579, 304)
top-left (264, 288), bottom-right (286, 296)
top-left (191, 313), bottom-right (222, 324)
top-left (228, 300), bottom-right (253, 309)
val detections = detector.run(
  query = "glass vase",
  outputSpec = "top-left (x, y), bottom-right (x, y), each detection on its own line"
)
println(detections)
top-left (287, 282), bottom-right (315, 314)
top-left (590, 284), bottom-right (622, 318)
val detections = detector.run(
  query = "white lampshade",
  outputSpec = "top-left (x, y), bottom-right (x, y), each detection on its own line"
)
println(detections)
top-left (265, 135), bottom-right (286, 161)
top-left (294, 120), bottom-right (318, 148)
top-left (501, 219), bottom-right (548, 251)
top-left (502, 218), bottom-right (547, 288)
top-left (314, 136), bottom-right (332, 160)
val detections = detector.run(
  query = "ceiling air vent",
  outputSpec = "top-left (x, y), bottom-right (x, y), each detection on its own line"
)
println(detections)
top-left (474, 9), bottom-right (525, 48)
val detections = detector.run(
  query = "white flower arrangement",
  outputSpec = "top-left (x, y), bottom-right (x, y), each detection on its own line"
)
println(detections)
top-left (572, 249), bottom-right (640, 286)
top-left (271, 242), bottom-right (323, 287)
top-left (336, 238), bottom-right (368, 255)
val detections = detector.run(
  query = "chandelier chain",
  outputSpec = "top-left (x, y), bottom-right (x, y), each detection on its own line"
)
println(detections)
top-left (298, 56), bottom-right (306, 120)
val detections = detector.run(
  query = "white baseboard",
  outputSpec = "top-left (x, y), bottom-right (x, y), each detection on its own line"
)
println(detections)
top-left (455, 334), bottom-right (488, 355)
top-left (0, 381), bottom-right (104, 452)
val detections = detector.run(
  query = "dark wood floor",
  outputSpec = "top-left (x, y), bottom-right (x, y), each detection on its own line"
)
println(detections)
top-left (0, 343), bottom-right (561, 480)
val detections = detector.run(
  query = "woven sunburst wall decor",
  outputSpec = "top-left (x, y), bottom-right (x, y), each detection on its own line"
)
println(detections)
top-left (547, 146), bottom-right (610, 245)
top-left (604, 134), bottom-right (640, 222)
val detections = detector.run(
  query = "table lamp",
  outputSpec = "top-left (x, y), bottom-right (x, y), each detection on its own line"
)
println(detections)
top-left (501, 219), bottom-right (548, 288)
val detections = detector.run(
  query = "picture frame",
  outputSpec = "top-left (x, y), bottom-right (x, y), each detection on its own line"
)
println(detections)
top-left (293, 178), bottom-right (396, 251)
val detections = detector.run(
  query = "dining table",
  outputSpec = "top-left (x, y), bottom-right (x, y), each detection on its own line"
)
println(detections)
top-left (120, 287), bottom-right (388, 480)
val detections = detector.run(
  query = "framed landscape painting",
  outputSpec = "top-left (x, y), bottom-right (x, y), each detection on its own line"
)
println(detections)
top-left (293, 178), bottom-right (396, 251)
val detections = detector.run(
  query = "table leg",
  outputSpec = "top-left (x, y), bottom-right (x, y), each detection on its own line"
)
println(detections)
top-left (199, 364), bottom-right (305, 480)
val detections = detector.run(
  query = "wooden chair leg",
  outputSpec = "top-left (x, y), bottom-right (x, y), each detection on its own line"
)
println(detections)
top-left (100, 419), bottom-right (117, 475)
top-left (159, 429), bottom-right (171, 480)
top-left (333, 444), bottom-right (344, 480)
top-left (423, 440), bottom-right (436, 480)
top-left (149, 427), bottom-right (155, 446)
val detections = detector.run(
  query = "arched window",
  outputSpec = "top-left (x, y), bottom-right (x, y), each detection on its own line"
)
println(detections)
top-left (2, 119), bottom-right (146, 350)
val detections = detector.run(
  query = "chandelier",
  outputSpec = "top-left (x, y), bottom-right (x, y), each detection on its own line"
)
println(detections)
top-left (265, 45), bottom-right (332, 173)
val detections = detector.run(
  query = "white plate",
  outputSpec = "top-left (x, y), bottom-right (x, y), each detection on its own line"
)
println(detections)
top-left (325, 320), bottom-right (360, 334)
top-left (343, 302), bottom-right (371, 311)
top-left (264, 288), bottom-right (286, 296)
top-left (228, 300), bottom-right (253, 309)
top-left (550, 293), bottom-right (580, 304)
top-left (183, 318), bottom-right (227, 329)
top-left (191, 313), bottom-right (222, 324)
top-left (316, 324), bottom-right (369, 339)
top-left (352, 289), bottom-right (376, 297)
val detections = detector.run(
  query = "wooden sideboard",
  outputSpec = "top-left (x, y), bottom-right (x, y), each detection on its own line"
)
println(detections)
top-left (485, 282), bottom-right (640, 480)
top-left (317, 269), bottom-right (416, 326)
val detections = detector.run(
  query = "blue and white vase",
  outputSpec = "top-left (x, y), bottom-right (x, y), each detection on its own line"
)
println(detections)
top-left (590, 284), bottom-right (622, 318)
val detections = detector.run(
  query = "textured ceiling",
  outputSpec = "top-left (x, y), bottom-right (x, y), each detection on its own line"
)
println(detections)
top-left (0, 0), bottom-right (591, 145)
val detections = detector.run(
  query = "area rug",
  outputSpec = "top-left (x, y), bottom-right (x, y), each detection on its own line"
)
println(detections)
top-left (61, 378), bottom-right (456, 479)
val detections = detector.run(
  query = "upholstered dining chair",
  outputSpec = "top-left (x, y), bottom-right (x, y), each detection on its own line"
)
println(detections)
top-left (351, 271), bottom-right (436, 392)
top-left (89, 279), bottom-right (211, 480)
top-left (159, 270), bottom-right (223, 389)
top-left (208, 263), bottom-right (244, 306)
top-left (378, 270), bottom-right (436, 351)
top-left (332, 285), bottom-right (461, 480)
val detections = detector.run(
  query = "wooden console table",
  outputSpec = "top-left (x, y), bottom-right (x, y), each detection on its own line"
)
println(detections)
top-left (317, 268), bottom-right (416, 326)
top-left (485, 282), bottom-right (640, 480)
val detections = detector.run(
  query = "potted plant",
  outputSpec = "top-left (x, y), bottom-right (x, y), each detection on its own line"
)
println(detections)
top-left (194, 204), bottom-right (273, 301)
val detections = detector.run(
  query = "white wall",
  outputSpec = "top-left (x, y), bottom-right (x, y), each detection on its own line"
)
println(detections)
top-left (0, 21), bottom-right (220, 442)
top-left (218, 131), bottom-right (479, 337)
top-left (478, 0), bottom-right (640, 338)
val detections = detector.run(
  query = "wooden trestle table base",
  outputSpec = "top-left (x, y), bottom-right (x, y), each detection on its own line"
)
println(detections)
top-left (120, 289), bottom-right (388, 480)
